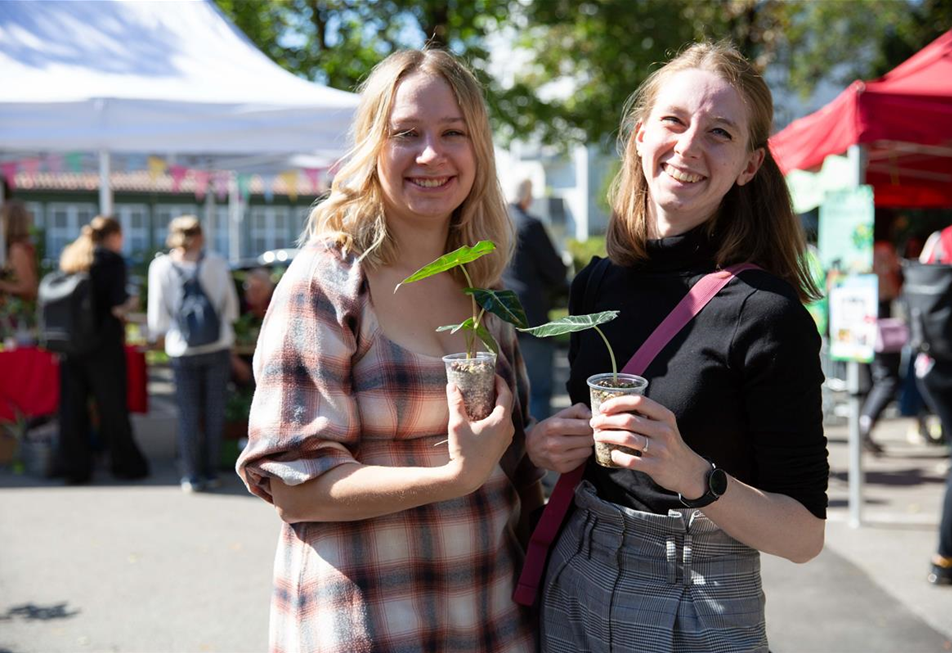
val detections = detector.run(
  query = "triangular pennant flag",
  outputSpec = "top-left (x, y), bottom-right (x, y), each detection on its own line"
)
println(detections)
top-left (213, 172), bottom-right (230, 201)
top-left (169, 165), bottom-right (189, 193)
top-left (262, 175), bottom-right (275, 203)
top-left (147, 156), bottom-right (167, 181)
top-left (45, 154), bottom-right (64, 174)
top-left (303, 167), bottom-right (322, 192)
top-left (280, 170), bottom-right (299, 202)
top-left (65, 152), bottom-right (84, 172)
top-left (21, 158), bottom-right (41, 180)
top-left (237, 173), bottom-right (252, 202)
top-left (0, 162), bottom-right (18, 189)
top-left (193, 171), bottom-right (211, 202)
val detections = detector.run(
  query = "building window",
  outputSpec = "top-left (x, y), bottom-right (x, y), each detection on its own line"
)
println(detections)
top-left (45, 203), bottom-right (96, 261)
top-left (249, 206), bottom-right (292, 256)
top-left (115, 204), bottom-right (150, 256)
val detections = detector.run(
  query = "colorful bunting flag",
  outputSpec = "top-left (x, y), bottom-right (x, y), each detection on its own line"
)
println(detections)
top-left (303, 167), bottom-right (323, 192)
top-left (213, 172), bottom-right (230, 201)
top-left (0, 162), bottom-right (17, 189)
top-left (45, 153), bottom-right (64, 174)
top-left (193, 171), bottom-right (211, 202)
top-left (237, 174), bottom-right (252, 203)
top-left (147, 156), bottom-right (167, 180)
top-left (65, 152), bottom-right (83, 172)
top-left (280, 170), bottom-right (299, 202)
top-left (169, 165), bottom-right (188, 193)
top-left (262, 175), bottom-right (275, 203)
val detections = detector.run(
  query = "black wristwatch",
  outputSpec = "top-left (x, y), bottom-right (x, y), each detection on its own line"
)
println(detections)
top-left (678, 460), bottom-right (728, 508)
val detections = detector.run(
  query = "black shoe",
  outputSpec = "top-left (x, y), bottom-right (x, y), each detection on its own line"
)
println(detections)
top-left (862, 437), bottom-right (884, 456)
top-left (112, 466), bottom-right (150, 481)
top-left (928, 562), bottom-right (952, 585)
top-left (64, 474), bottom-right (92, 486)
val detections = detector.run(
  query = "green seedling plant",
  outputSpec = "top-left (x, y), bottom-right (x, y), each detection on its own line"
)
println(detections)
top-left (396, 240), bottom-right (620, 380)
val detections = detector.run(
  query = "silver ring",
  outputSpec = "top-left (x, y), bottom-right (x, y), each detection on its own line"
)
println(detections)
top-left (643, 436), bottom-right (649, 454)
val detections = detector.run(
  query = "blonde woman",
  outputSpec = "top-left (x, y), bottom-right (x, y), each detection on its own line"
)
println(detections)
top-left (55, 217), bottom-right (149, 485)
top-left (236, 49), bottom-right (542, 652)
top-left (148, 216), bottom-right (238, 492)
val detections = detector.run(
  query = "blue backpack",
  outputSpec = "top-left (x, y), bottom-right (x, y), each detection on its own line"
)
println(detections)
top-left (171, 254), bottom-right (220, 347)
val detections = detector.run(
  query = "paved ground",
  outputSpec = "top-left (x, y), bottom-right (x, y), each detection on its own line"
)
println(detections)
top-left (2, 359), bottom-right (951, 653)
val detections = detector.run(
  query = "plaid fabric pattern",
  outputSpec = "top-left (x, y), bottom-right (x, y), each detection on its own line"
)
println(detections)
top-left (237, 241), bottom-right (539, 653)
top-left (542, 482), bottom-right (768, 653)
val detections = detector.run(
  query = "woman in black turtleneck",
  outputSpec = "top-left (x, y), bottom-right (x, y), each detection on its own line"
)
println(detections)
top-left (527, 43), bottom-right (828, 653)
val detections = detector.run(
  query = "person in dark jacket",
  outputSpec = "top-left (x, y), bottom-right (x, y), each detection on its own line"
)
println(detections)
top-left (55, 216), bottom-right (149, 484)
top-left (502, 178), bottom-right (568, 420)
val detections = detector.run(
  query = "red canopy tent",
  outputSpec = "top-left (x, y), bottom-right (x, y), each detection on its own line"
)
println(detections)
top-left (769, 30), bottom-right (952, 208)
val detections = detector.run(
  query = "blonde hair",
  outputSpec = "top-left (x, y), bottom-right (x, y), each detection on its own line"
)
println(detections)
top-left (60, 216), bottom-right (122, 274)
top-left (1, 201), bottom-right (32, 254)
top-left (606, 41), bottom-right (820, 302)
top-left (166, 215), bottom-right (203, 250)
top-left (301, 49), bottom-right (512, 287)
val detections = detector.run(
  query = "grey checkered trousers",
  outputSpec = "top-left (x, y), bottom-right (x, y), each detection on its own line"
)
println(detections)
top-left (541, 481), bottom-right (769, 653)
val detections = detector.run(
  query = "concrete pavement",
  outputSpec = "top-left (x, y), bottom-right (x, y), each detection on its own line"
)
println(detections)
top-left (2, 360), bottom-right (951, 653)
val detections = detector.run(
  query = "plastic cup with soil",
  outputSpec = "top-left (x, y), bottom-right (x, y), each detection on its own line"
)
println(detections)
top-left (443, 351), bottom-right (497, 421)
top-left (587, 373), bottom-right (649, 467)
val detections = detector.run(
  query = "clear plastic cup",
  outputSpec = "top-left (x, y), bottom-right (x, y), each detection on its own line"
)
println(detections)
top-left (443, 351), bottom-right (497, 421)
top-left (587, 372), bottom-right (649, 467)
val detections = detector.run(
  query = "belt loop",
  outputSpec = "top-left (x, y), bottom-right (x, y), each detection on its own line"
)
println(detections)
top-left (682, 534), bottom-right (693, 586)
top-left (666, 536), bottom-right (677, 584)
top-left (583, 514), bottom-right (597, 559)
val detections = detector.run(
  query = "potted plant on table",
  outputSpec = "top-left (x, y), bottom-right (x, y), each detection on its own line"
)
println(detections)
top-left (396, 240), bottom-right (639, 444)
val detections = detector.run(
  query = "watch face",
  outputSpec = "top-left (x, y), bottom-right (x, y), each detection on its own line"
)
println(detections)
top-left (710, 468), bottom-right (728, 497)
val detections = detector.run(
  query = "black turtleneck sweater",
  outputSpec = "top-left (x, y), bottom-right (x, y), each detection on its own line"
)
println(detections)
top-left (568, 227), bottom-right (829, 519)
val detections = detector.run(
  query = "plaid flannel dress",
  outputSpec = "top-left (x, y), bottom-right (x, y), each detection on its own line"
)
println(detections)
top-left (237, 241), bottom-right (540, 653)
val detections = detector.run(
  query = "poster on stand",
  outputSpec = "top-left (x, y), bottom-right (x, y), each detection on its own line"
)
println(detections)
top-left (829, 274), bottom-right (878, 363)
top-left (818, 185), bottom-right (875, 276)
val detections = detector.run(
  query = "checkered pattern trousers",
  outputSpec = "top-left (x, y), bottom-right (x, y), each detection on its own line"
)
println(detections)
top-left (541, 481), bottom-right (768, 653)
top-left (170, 348), bottom-right (231, 481)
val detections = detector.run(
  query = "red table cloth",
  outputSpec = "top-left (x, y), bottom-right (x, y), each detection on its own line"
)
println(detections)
top-left (0, 346), bottom-right (148, 422)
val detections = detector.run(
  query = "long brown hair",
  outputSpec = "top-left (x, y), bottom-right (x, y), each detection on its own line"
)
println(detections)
top-left (301, 48), bottom-right (512, 288)
top-left (1, 201), bottom-right (32, 255)
top-left (59, 216), bottom-right (122, 274)
top-left (606, 41), bottom-right (821, 302)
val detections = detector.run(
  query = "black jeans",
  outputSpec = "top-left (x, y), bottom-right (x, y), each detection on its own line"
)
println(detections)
top-left (56, 340), bottom-right (149, 481)
top-left (860, 351), bottom-right (902, 430)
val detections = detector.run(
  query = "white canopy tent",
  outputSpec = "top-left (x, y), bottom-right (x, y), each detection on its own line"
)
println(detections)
top-left (0, 0), bottom-right (358, 156)
top-left (0, 0), bottom-right (359, 261)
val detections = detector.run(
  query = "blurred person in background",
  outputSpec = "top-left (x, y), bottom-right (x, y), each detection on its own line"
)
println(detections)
top-left (231, 266), bottom-right (275, 387)
top-left (915, 224), bottom-right (952, 586)
top-left (148, 216), bottom-right (238, 493)
top-left (0, 200), bottom-right (37, 302)
top-left (502, 177), bottom-right (568, 421)
top-left (55, 217), bottom-right (149, 484)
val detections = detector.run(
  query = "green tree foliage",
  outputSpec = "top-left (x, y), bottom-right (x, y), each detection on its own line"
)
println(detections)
top-left (214, 0), bottom-right (509, 92)
top-left (215, 0), bottom-right (951, 146)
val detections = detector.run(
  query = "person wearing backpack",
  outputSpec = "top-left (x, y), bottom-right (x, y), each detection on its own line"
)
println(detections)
top-left (54, 216), bottom-right (149, 485)
top-left (912, 225), bottom-right (952, 585)
top-left (147, 215), bottom-right (238, 493)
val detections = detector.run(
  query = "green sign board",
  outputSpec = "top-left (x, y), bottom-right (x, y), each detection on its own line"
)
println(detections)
top-left (818, 185), bottom-right (875, 276)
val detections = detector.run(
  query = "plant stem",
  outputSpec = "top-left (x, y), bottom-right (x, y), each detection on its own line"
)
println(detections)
top-left (461, 264), bottom-right (478, 358)
top-left (593, 325), bottom-right (617, 382)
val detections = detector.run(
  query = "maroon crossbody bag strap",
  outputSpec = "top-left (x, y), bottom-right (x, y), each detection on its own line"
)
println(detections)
top-left (512, 262), bottom-right (762, 606)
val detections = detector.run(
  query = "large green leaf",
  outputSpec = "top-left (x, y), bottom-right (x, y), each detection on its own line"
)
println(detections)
top-left (436, 318), bottom-right (498, 354)
top-left (436, 318), bottom-right (474, 335)
top-left (464, 288), bottom-right (528, 328)
top-left (395, 241), bottom-right (496, 290)
top-left (474, 321), bottom-right (499, 354)
top-left (518, 311), bottom-right (619, 338)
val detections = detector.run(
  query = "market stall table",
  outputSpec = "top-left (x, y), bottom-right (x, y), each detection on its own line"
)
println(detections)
top-left (0, 346), bottom-right (148, 422)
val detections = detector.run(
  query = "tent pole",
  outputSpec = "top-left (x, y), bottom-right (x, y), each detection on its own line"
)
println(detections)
top-left (98, 151), bottom-right (113, 216)
top-left (228, 174), bottom-right (240, 264)
top-left (847, 143), bottom-right (868, 529)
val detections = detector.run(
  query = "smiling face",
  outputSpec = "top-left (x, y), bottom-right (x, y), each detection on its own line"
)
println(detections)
top-left (376, 71), bottom-right (476, 233)
top-left (635, 68), bottom-right (765, 238)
